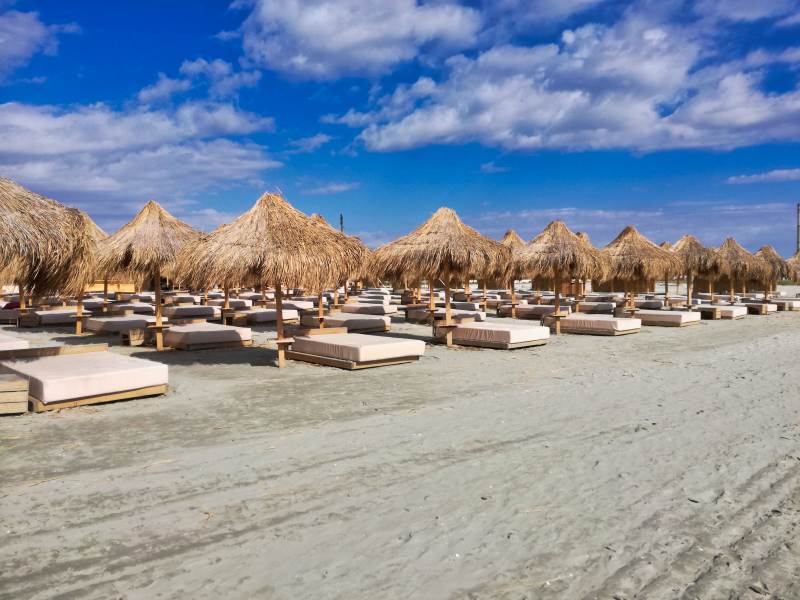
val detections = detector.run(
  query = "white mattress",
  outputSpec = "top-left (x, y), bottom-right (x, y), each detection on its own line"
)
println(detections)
top-left (207, 298), bottom-right (253, 309)
top-left (311, 313), bottom-right (390, 331)
top-left (35, 308), bottom-right (77, 324)
top-left (244, 309), bottom-right (299, 323)
top-left (280, 301), bottom-right (314, 311)
top-left (453, 322), bottom-right (550, 344)
top-left (407, 308), bottom-right (486, 322)
top-left (636, 310), bottom-right (701, 325)
top-left (162, 305), bottom-right (219, 318)
top-left (165, 323), bottom-right (252, 346)
top-left (710, 304), bottom-right (748, 318)
top-left (342, 303), bottom-right (398, 315)
top-left (1, 352), bottom-right (168, 403)
top-left (292, 333), bottom-right (424, 362)
top-left (86, 315), bottom-right (159, 333)
top-left (0, 332), bottom-right (29, 351)
top-left (576, 302), bottom-right (615, 313)
top-left (561, 313), bottom-right (641, 333)
top-left (111, 303), bottom-right (155, 315)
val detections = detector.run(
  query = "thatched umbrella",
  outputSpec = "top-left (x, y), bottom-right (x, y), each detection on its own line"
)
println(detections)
top-left (755, 245), bottom-right (789, 298)
top-left (499, 228), bottom-right (526, 316)
top-left (714, 238), bottom-right (766, 302)
top-left (0, 178), bottom-right (98, 310)
top-left (516, 220), bottom-right (607, 333)
top-left (603, 226), bottom-right (678, 315)
top-left (177, 193), bottom-right (366, 366)
top-left (374, 207), bottom-right (509, 344)
top-left (787, 252), bottom-right (800, 282)
top-left (99, 200), bottom-right (200, 350)
top-left (671, 235), bottom-right (716, 308)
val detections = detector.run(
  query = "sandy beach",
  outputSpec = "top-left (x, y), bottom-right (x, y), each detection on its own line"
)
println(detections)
top-left (2, 294), bottom-right (800, 599)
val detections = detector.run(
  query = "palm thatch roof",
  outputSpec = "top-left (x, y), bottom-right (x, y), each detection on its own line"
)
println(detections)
top-left (515, 220), bottom-right (607, 281)
top-left (177, 193), bottom-right (366, 290)
top-left (671, 234), bottom-right (717, 275)
top-left (498, 228), bottom-right (529, 281)
top-left (755, 245), bottom-right (790, 282)
top-left (659, 241), bottom-right (672, 250)
top-left (787, 252), bottom-right (800, 281)
top-left (575, 231), bottom-right (591, 245)
top-left (0, 177), bottom-right (101, 296)
top-left (500, 229), bottom-right (525, 249)
top-left (603, 225), bottom-right (679, 281)
top-left (99, 200), bottom-right (200, 279)
top-left (310, 213), bottom-right (374, 284)
top-left (373, 207), bottom-right (510, 284)
top-left (714, 237), bottom-right (766, 282)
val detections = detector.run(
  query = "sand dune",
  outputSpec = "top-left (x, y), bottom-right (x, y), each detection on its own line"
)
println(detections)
top-left (1, 299), bottom-right (800, 599)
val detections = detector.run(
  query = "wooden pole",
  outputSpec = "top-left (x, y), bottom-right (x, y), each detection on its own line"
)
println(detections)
top-left (103, 278), bottom-right (109, 312)
top-left (664, 273), bottom-right (669, 301)
top-left (275, 282), bottom-right (286, 368)
top-left (444, 281), bottom-right (453, 347)
top-left (224, 285), bottom-right (230, 310)
top-left (154, 268), bottom-right (164, 351)
top-left (729, 276), bottom-right (735, 303)
top-left (317, 291), bottom-right (325, 327)
top-left (510, 277), bottom-right (517, 319)
top-left (18, 283), bottom-right (26, 312)
top-left (686, 270), bottom-right (694, 310)
top-left (75, 287), bottom-right (84, 335)
top-left (553, 275), bottom-right (562, 335)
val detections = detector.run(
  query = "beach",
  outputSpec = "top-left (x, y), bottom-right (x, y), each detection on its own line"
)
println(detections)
top-left (2, 296), bottom-right (800, 599)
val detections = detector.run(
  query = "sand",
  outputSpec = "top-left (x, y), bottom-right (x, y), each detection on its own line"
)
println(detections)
top-left (1, 292), bottom-right (800, 599)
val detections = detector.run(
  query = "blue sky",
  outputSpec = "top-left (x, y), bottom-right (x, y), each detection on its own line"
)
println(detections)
top-left (1, 0), bottom-right (800, 254)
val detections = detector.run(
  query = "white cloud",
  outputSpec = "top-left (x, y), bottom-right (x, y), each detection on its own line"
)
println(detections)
top-left (239, 0), bottom-right (482, 79)
top-left (305, 181), bottom-right (359, 195)
top-left (137, 73), bottom-right (192, 103)
top-left (0, 101), bottom-right (280, 216)
top-left (480, 161), bottom-right (510, 173)
top-left (0, 9), bottom-right (78, 81)
top-left (286, 133), bottom-right (332, 153)
top-left (727, 168), bottom-right (800, 184)
top-left (777, 11), bottom-right (800, 26)
top-left (694, 0), bottom-right (797, 22)
top-left (326, 5), bottom-right (800, 153)
top-left (179, 58), bottom-right (261, 97)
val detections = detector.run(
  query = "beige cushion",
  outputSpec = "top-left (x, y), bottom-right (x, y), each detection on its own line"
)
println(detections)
top-left (86, 315), bottom-right (160, 333)
top-left (307, 313), bottom-right (390, 331)
top-left (637, 310), bottom-right (701, 325)
top-left (710, 304), bottom-right (747, 318)
top-left (292, 333), bottom-right (424, 362)
top-left (453, 322), bottom-right (550, 344)
top-left (562, 313), bottom-right (641, 333)
top-left (772, 299), bottom-right (800, 309)
top-left (35, 308), bottom-right (77, 324)
top-left (635, 299), bottom-right (664, 309)
top-left (0, 332), bottom-right (28, 351)
top-left (576, 302), bottom-right (615, 313)
top-left (499, 304), bottom-right (570, 318)
top-left (342, 303), bottom-right (398, 315)
top-left (162, 305), bottom-right (219, 318)
top-left (280, 300), bottom-right (314, 311)
top-left (407, 307), bottom-right (486, 321)
top-left (207, 298), bottom-right (253, 309)
top-left (244, 308), bottom-right (299, 323)
top-left (1, 352), bottom-right (168, 403)
top-left (111, 303), bottom-right (155, 315)
top-left (165, 323), bottom-right (252, 346)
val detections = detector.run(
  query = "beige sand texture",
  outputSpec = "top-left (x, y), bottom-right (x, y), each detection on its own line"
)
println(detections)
top-left (1, 293), bottom-right (800, 599)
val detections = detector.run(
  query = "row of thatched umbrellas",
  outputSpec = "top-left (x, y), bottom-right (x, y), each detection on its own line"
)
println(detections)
top-left (2, 176), bottom-right (798, 358)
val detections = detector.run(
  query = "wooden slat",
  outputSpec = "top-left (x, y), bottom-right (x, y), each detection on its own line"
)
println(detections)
top-left (286, 350), bottom-right (419, 370)
top-left (30, 384), bottom-right (169, 413)
top-left (0, 374), bottom-right (28, 392)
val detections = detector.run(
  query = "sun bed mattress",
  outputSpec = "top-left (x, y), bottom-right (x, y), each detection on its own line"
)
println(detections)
top-left (162, 305), bottom-right (219, 319)
top-left (291, 333), bottom-right (424, 363)
top-left (1, 352), bottom-right (168, 404)
top-left (453, 322), bottom-right (550, 345)
top-left (341, 303), bottom-right (398, 315)
top-left (560, 313), bottom-right (641, 334)
top-left (165, 323), bottom-right (252, 347)
top-left (636, 310), bottom-right (701, 326)
top-left (0, 333), bottom-right (29, 351)
top-left (710, 304), bottom-right (747, 318)
top-left (86, 315), bottom-right (159, 333)
top-left (311, 313), bottom-right (390, 331)
top-left (111, 303), bottom-right (155, 315)
top-left (244, 308), bottom-right (299, 323)
top-left (207, 298), bottom-right (253, 309)
top-left (33, 308), bottom-right (77, 324)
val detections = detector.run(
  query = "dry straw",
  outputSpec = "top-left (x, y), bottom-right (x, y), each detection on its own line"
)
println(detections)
top-left (603, 225), bottom-right (679, 282)
top-left (714, 237), bottom-right (766, 282)
top-left (755, 245), bottom-right (790, 282)
top-left (517, 220), bottom-right (607, 281)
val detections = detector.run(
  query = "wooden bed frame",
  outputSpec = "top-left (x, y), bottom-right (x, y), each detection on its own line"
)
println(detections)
top-left (0, 344), bottom-right (168, 412)
top-left (453, 338), bottom-right (548, 350)
top-left (695, 306), bottom-right (722, 320)
top-left (558, 327), bottom-right (640, 336)
top-left (744, 303), bottom-right (772, 315)
top-left (285, 350), bottom-right (419, 370)
top-left (169, 339), bottom-right (253, 351)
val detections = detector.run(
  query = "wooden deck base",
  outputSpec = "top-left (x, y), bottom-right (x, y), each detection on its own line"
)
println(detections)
top-left (454, 339), bottom-right (548, 350)
top-left (286, 350), bottom-right (419, 370)
top-left (169, 340), bottom-right (253, 351)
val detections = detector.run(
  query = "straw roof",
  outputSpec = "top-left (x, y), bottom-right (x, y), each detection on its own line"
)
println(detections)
top-left (500, 229), bottom-right (525, 249)
top-left (659, 241), bottom-right (672, 250)
top-left (575, 231), bottom-right (592, 245)
top-left (672, 234), bottom-right (717, 275)
top-left (515, 220), bottom-right (607, 281)
top-left (0, 177), bottom-right (101, 296)
top-left (99, 200), bottom-right (200, 279)
top-left (373, 207), bottom-right (510, 284)
top-left (177, 193), bottom-right (366, 290)
top-left (755, 245), bottom-right (790, 281)
top-left (499, 229), bottom-right (528, 281)
top-left (310, 213), bottom-right (374, 284)
top-left (603, 225), bottom-right (679, 281)
top-left (714, 237), bottom-right (766, 282)
top-left (787, 252), bottom-right (800, 281)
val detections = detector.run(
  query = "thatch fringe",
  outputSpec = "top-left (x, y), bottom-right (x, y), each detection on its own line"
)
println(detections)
top-left (755, 245), bottom-right (790, 282)
top-left (672, 235), bottom-right (717, 275)
top-left (714, 237), bottom-right (766, 282)
top-left (603, 225), bottom-right (679, 281)
top-left (516, 220), bottom-right (607, 281)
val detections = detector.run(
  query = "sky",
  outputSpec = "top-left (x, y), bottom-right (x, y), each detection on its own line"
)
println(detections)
top-left (1, 0), bottom-right (800, 255)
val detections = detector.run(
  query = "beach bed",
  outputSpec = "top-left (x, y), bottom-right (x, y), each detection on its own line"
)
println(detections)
top-left (770, 299), bottom-right (800, 311)
top-left (446, 321), bottom-right (550, 349)
top-left (710, 304), bottom-right (747, 319)
top-left (17, 308), bottom-right (78, 327)
top-left (162, 305), bottom-right (220, 321)
top-left (341, 303), bottom-right (398, 315)
top-left (0, 332), bottom-right (29, 351)
top-left (575, 302), bottom-right (615, 314)
top-left (287, 333), bottom-right (424, 370)
top-left (497, 304), bottom-right (571, 319)
top-left (110, 302), bottom-right (155, 315)
top-left (743, 303), bottom-right (778, 315)
top-left (406, 307), bottom-right (486, 323)
top-left (636, 309), bottom-right (701, 327)
top-left (86, 315), bottom-right (161, 334)
top-left (164, 323), bottom-right (253, 351)
top-left (241, 308), bottom-right (300, 324)
top-left (545, 313), bottom-right (641, 336)
top-left (208, 298), bottom-right (253, 309)
top-left (301, 313), bottom-right (391, 333)
top-left (0, 344), bottom-right (168, 412)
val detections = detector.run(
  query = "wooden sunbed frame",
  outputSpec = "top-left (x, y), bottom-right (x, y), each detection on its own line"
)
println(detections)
top-left (558, 326), bottom-right (640, 336)
top-left (285, 350), bottom-right (420, 370)
top-left (0, 344), bottom-right (168, 412)
top-left (695, 306), bottom-right (721, 320)
top-left (17, 311), bottom-right (77, 328)
top-left (743, 303), bottom-right (772, 316)
top-left (452, 338), bottom-right (548, 350)
top-left (168, 339), bottom-right (253, 351)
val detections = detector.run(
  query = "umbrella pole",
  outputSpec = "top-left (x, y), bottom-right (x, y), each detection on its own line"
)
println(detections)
top-left (553, 276), bottom-right (562, 335)
top-left (154, 268), bottom-right (164, 351)
top-left (686, 270), bottom-right (694, 310)
top-left (444, 281), bottom-right (453, 347)
top-left (664, 273), bottom-right (669, 302)
top-left (103, 278), bottom-right (109, 313)
top-left (75, 286), bottom-right (84, 335)
top-left (275, 282), bottom-right (286, 368)
top-left (18, 283), bottom-right (26, 313)
top-left (510, 278), bottom-right (517, 319)
top-left (729, 277), bottom-right (735, 303)
top-left (317, 291), bottom-right (325, 328)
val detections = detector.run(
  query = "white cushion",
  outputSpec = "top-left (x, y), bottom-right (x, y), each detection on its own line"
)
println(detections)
top-left (1, 352), bottom-right (168, 403)
top-left (0, 332), bottom-right (28, 351)
top-left (710, 304), bottom-right (747, 318)
top-left (207, 298), bottom-right (253, 309)
top-left (307, 313), bottom-right (390, 331)
top-left (292, 333), bottom-right (424, 362)
top-left (111, 303), bottom-right (155, 315)
top-left (165, 323), bottom-right (252, 347)
top-left (162, 305), bottom-right (219, 318)
top-left (35, 308), bottom-right (77, 324)
top-left (562, 313), bottom-right (641, 333)
top-left (86, 315), bottom-right (160, 333)
top-left (342, 303), bottom-right (398, 315)
top-left (453, 322), bottom-right (549, 345)
top-left (244, 309), bottom-right (299, 323)
top-left (636, 310), bottom-right (701, 325)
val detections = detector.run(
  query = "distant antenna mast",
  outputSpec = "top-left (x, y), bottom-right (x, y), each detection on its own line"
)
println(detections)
top-left (340, 212), bottom-right (344, 233)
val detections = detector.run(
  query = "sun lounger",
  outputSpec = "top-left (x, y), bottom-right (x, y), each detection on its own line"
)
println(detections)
top-left (743, 302), bottom-right (778, 315)
top-left (771, 299), bottom-right (800, 311)
top-left (162, 305), bottom-right (220, 320)
top-left (17, 308), bottom-right (78, 327)
top-left (575, 302), bottom-right (616, 314)
top-left (164, 323), bottom-right (253, 350)
top-left (301, 313), bottom-right (390, 333)
top-left (85, 315), bottom-right (161, 334)
top-left (405, 307), bottom-right (486, 323)
top-left (0, 344), bottom-right (168, 412)
top-left (241, 308), bottom-right (300, 324)
top-left (207, 298), bottom-right (253, 309)
top-left (111, 302), bottom-right (155, 315)
top-left (287, 333), bottom-right (424, 369)
top-left (637, 309), bottom-right (701, 327)
top-left (0, 308), bottom-right (19, 324)
top-left (634, 299), bottom-right (665, 309)
top-left (276, 300), bottom-right (314, 311)
top-left (545, 313), bottom-right (641, 335)
top-left (341, 303), bottom-right (398, 315)
top-left (498, 304), bottom-right (570, 319)
top-left (0, 332), bottom-right (29, 351)
top-left (448, 321), bottom-right (550, 349)
top-left (710, 304), bottom-right (747, 319)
